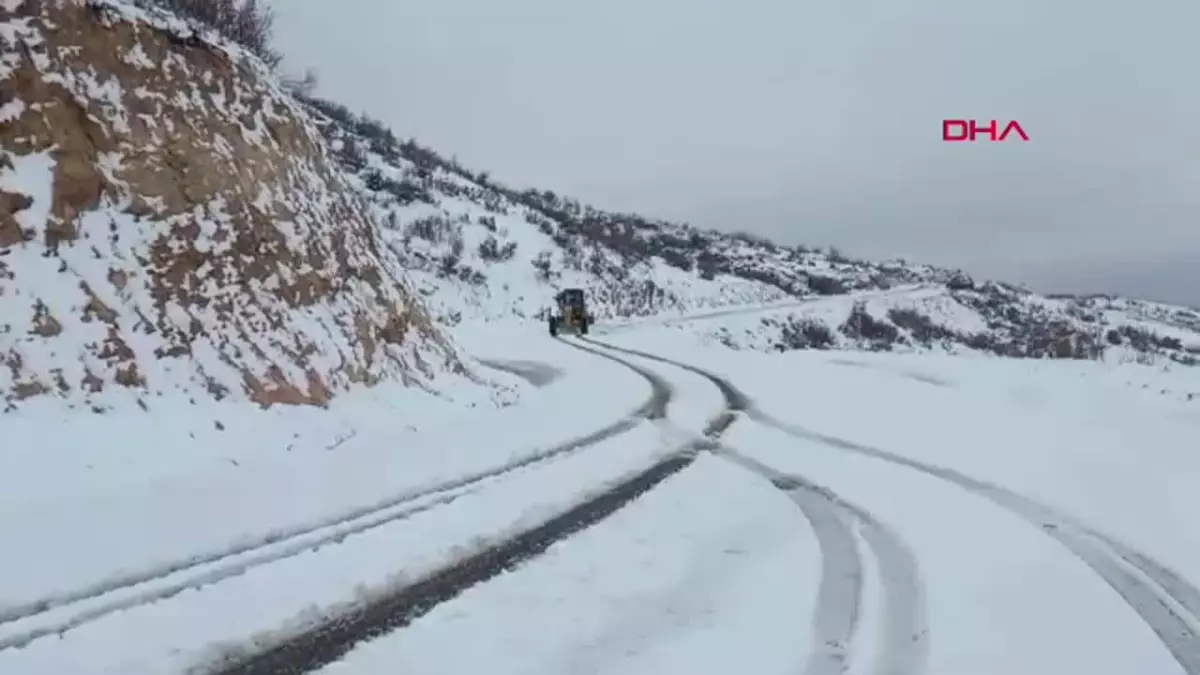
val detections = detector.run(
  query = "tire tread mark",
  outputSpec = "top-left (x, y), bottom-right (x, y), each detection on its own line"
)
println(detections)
top-left (561, 337), bottom-right (670, 419)
top-left (591, 338), bottom-right (928, 675)
top-left (719, 447), bottom-right (927, 675)
top-left (205, 337), bottom-right (718, 674)
top-left (205, 454), bottom-right (697, 675)
top-left (1094, 534), bottom-right (1200, 625)
top-left (477, 358), bottom-right (562, 387)
top-left (0, 349), bottom-right (667, 649)
top-left (756, 413), bottom-right (1200, 675)
top-left (790, 489), bottom-right (863, 675)
top-left (592, 337), bottom-right (1200, 675)
top-left (838, 498), bottom-right (929, 675)
top-left (0, 486), bottom-right (484, 651)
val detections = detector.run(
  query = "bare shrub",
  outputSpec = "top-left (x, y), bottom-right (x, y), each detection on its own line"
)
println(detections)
top-left (887, 308), bottom-right (955, 344)
top-left (139, 0), bottom-right (282, 68)
top-left (531, 251), bottom-right (556, 282)
top-left (777, 318), bottom-right (836, 350)
top-left (407, 215), bottom-right (454, 244)
top-left (478, 234), bottom-right (517, 263)
top-left (840, 302), bottom-right (899, 349)
top-left (807, 273), bottom-right (845, 295)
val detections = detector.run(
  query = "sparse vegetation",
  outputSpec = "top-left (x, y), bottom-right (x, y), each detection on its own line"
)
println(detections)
top-left (531, 251), bottom-right (555, 282)
top-left (776, 318), bottom-right (836, 351)
top-left (946, 270), bottom-right (975, 290)
top-left (840, 302), bottom-right (900, 350)
top-left (137, 0), bottom-right (281, 67)
top-left (807, 274), bottom-right (845, 296)
top-left (478, 235), bottom-right (517, 263)
top-left (406, 215), bottom-right (457, 244)
top-left (887, 308), bottom-right (955, 345)
top-left (286, 87), bottom-right (1200, 363)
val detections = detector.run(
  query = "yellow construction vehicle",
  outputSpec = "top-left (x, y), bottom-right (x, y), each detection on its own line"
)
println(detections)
top-left (549, 288), bottom-right (591, 337)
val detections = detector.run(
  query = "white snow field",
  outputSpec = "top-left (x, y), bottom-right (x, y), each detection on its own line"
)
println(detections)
top-left (2, 309), bottom-right (1198, 674)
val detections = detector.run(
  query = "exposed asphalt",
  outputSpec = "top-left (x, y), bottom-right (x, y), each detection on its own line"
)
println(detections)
top-left (206, 454), bottom-right (696, 675)
top-left (204, 337), bottom-right (707, 675)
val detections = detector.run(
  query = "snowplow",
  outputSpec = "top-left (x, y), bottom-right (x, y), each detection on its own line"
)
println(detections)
top-left (549, 288), bottom-right (591, 337)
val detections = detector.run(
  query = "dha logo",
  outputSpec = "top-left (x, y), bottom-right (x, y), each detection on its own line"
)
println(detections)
top-left (943, 119), bottom-right (1029, 142)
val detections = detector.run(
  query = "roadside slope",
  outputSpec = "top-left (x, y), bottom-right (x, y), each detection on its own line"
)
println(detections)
top-left (0, 0), bottom-right (483, 416)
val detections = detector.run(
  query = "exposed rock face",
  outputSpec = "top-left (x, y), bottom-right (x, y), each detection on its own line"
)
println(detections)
top-left (0, 0), bottom-right (465, 411)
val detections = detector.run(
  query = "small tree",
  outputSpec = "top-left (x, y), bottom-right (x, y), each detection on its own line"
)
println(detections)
top-left (141, 0), bottom-right (282, 68)
top-left (441, 233), bottom-right (465, 276)
top-left (478, 234), bottom-right (517, 263)
top-left (363, 169), bottom-right (386, 192)
top-left (531, 251), bottom-right (555, 282)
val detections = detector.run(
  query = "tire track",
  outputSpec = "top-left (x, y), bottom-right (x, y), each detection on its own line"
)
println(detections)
top-left (206, 454), bottom-right (698, 675)
top-left (476, 358), bottom-right (563, 387)
top-left (593, 338), bottom-right (1200, 675)
top-left (584, 338), bottom-right (927, 675)
top-left (0, 351), bottom-right (670, 652)
top-left (836, 499), bottom-right (929, 675)
top-left (703, 434), bottom-right (926, 675)
top-left (558, 337), bottom-right (670, 421)
top-left (0, 485), bottom-right (486, 652)
top-left (202, 338), bottom-right (736, 675)
top-left (755, 413), bottom-right (1200, 675)
top-left (787, 488), bottom-right (864, 675)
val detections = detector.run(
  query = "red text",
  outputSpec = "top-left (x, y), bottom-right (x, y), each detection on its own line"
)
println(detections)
top-left (942, 119), bottom-right (1029, 142)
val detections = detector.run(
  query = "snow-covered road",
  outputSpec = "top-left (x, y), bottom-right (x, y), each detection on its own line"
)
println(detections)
top-left (2, 312), bottom-right (1198, 675)
top-left (590, 336), bottom-right (1200, 675)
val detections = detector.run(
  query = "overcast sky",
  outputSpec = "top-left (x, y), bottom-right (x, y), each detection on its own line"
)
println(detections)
top-left (272, 0), bottom-right (1199, 306)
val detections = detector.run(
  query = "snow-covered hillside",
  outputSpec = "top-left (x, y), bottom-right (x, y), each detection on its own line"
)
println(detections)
top-left (608, 286), bottom-right (1200, 372)
top-left (296, 96), bottom-right (1200, 367)
top-left (0, 0), bottom-right (500, 414)
top-left (2, 3), bottom-right (1195, 416)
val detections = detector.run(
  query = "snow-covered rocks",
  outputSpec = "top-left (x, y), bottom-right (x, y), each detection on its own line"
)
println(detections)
top-left (0, 0), bottom-right (476, 412)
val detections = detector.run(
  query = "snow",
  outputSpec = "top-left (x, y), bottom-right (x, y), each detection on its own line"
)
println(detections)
top-left (313, 454), bottom-right (817, 675)
top-left (0, 322), bottom-right (730, 673)
top-left (1, 301), bottom-right (1198, 674)
top-left (0, 326), bottom-right (635, 608)
top-left (608, 326), bottom-right (1200, 576)
top-left (600, 325), bottom-right (1200, 674)
top-left (0, 420), bottom-right (685, 673)
top-left (611, 283), bottom-right (1200, 369)
top-left (3, 0), bottom-right (488, 419)
top-left (2, 3), bottom-right (1198, 670)
top-left (0, 150), bottom-right (55, 231)
top-left (723, 420), bottom-right (1185, 675)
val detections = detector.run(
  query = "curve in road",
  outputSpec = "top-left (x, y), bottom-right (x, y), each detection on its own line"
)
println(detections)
top-left (589, 337), bottom-right (1200, 675)
top-left (203, 337), bottom-right (733, 675)
top-left (582, 337), bottom-right (928, 675)
top-left (0, 344), bottom-right (669, 653)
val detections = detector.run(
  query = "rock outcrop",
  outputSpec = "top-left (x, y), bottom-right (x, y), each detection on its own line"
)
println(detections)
top-left (0, 0), bottom-right (466, 411)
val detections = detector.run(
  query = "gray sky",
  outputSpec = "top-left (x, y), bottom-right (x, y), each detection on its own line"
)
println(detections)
top-left (272, 0), bottom-right (1199, 306)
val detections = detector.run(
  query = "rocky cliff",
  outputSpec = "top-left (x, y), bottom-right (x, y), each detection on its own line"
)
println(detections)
top-left (0, 0), bottom-right (469, 412)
